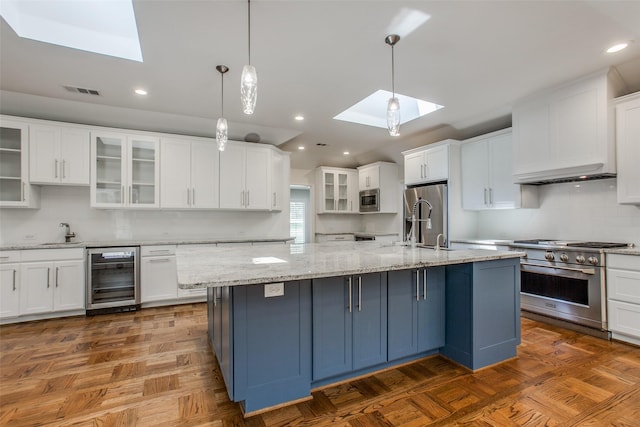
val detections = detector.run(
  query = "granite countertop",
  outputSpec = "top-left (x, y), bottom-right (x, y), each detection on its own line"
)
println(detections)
top-left (177, 241), bottom-right (524, 289)
top-left (315, 232), bottom-right (399, 237)
top-left (604, 247), bottom-right (640, 256)
top-left (0, 237), bottom-right (294, 251)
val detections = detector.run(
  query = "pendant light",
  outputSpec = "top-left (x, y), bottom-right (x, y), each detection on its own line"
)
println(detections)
top-left (241, 0), bottom-right (257, 114)
top-left (385, 34), bottom-right (401, 136)
top-left (216, 65), bottom-right (229, 151)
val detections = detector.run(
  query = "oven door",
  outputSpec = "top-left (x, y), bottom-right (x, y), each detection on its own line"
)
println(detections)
top-left (520, 262), bottom-right (605, 330)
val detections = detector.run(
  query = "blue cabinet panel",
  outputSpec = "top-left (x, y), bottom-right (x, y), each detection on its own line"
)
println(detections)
top-left (418, 267), bottom-right (445, 352)
top-left (353, 272), bottom-right (387, 370)
top-left (233, 281), bottom-right (311, 413)
top-left (313, 273), bottom-right (387, 381)
top-left (388, 267), bottom-right (445, 361)
top-left (443, 258), bottom-right (520, 370)
top-left (312, 276), bottom-right (353, 380)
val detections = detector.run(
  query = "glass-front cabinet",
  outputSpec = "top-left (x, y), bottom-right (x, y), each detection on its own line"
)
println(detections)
top-left (91, 132), bottom-right (159, 208)
top-left (0, 118), bottom-right (39, 208)
top-left (315, 166), bottom-right (358, 214)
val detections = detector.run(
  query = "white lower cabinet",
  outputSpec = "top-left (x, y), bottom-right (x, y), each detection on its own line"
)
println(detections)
top-left (141, 245), bottom-right (178, 303)
top-left (607, 254), bottom-right (640, 345)
top-left (0, 252), bottom-right (21, 318)
top-left (18, 249), bottom-right (85, 316)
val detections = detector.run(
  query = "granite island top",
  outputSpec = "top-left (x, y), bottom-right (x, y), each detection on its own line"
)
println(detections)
top-left (177, 241), bottom-right (524, 289)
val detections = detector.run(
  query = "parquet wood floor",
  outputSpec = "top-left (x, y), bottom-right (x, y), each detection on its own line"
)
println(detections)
top-left (1, 303), bottom-right (639, 426)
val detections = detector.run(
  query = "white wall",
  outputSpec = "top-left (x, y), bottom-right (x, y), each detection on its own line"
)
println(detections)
top-left (0, 186), bottom-right (290, 245)
top-left (473, 179), bottom-right (640, 246)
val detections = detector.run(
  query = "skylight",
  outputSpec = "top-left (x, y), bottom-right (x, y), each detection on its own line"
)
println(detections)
top-left (0, 0), bottom-right (143, 62)
top-left (334, 90), bottom-right (443, 129)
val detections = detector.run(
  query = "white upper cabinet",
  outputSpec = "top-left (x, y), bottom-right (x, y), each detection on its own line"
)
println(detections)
top-left (160, 137), bottom-right (219, 209)
top-left (316, 167), bottom-right (359, 214)
top-left (359, 165), bottom-right (380, 190)
top-left (402, 142), bottom-right (449, 186)
top-left (0, 117), bottom-right (39, 208)
top-left (614, 92), bottom-right (640, 205)
top-left (512, 69), bottom-right (623, 183)
top-left (270, 149), bottom-right (290, 211)
top-left (357, 161), bottom-right (399, 213)
top-left (461, 129), bottom-right (538, 210)
top-left (91, 132), bottom-right (160, 208)
top-left (29, 124), bottom-right (90, 185)
top-left (219, 141), bottom-right (271, 210)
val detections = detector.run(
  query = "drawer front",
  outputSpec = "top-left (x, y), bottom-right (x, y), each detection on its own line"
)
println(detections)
top-left (325, 234), bottom-right (355, 242)
top-left (608, 268), bottom-right (640, 304)
top-left (607, 300), bottom-right (640, 339)
top-left (21, 248), bottom-right (84, 262)
top-left (0, 251), bottom-right (21, 263)
top-left (607, 254), bottom-right (640, 271)
top-left (141, 245), bottom-right (177, 257)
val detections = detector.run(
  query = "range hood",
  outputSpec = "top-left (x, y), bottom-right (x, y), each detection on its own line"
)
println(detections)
top-left (513, 163), bottom-right (616, 185)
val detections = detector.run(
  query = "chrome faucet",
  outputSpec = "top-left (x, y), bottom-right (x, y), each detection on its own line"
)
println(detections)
top-left (408, 198), bottom-right (433, 248)
top-left (435, 233), bottom-right (445, 252)
top-left (59, 222), bottom-right (76, 243)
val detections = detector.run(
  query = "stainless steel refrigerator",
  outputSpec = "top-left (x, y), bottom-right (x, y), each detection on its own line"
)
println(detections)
top-left (404, 183), bottom-right (448, 247)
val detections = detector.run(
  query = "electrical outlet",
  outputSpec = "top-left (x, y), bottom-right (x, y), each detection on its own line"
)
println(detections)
top-left (264, 282), bottom-right (285, 298)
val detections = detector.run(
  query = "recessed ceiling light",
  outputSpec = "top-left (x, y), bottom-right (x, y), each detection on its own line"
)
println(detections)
top-left (606, 42), bottom-right (629, 53)
top-left (294, 115), bottom-right (304, 121)
top-left (334, 90), bottom-right (443, 129)
top-left (134, 89), bottom-right (147, 96)
top-left (343, 151), bottom-right (350, 155)
top-left (298, 146), bottom-right (305, 150)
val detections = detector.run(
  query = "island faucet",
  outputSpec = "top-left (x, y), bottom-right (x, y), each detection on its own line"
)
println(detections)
top-left (408, 198), bottom-right (433, 248)
top-left (435, 233), bottom-right (445, 252)
top-left (59, 222), bottom-right (76, 243)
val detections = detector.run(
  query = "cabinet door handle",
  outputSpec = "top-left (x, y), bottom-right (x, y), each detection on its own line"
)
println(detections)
top-left (149, 258), bottom-right (171, 263)
top-left (55, 267), bottom-right (59, 288)
top-left (358, 276), bottom-right (362, 312)
top-left (129, 185), bottom-right (133, 204)
top-left (47, 267), bottom-right (50, 288)
top-left (187, 188), bottom-right (190, 205)
top-left (348, 277), bottom-right (353, 313)
top-left (247, 191), bottom-right (250, 207)
top-left (423, 269), bottom-right (427, 300)
top-left (192, 188), bottom-right (195, 205)
top-left (416, 270), bottom-right (420, 301)
top-left (54, 159), bottom-right (59, 178)
top-left (22, 182), bottom-right (25, 201)
top-left (12, 269), bottom-right (16, 291)
top-left (149, 250), bottom-right (170, 254)
top-left (484, 188), bottom-right (488, 205)
top-left (62, 160), bottom-right (66, 179)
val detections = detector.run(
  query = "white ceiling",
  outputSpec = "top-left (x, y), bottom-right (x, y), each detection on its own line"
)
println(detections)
top-left (1, 1), bottom-right (640, 170)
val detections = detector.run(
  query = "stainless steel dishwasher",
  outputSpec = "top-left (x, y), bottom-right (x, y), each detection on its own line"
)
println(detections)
top-left (86, 247), bottom-right (140, 314)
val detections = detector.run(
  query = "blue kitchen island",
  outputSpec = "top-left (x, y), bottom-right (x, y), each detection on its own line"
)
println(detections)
top-left (177, 242), bottom-right (523, 415)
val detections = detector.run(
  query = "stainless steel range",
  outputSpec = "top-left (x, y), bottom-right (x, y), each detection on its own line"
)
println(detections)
top-left (510, 239), bottom-right (631, 338)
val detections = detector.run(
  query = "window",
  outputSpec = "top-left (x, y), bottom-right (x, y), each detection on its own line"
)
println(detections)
top-left (290, 186), bottom-right (311, 244)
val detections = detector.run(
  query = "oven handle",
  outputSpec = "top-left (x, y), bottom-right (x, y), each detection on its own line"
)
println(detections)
top-left (521, 262), bottom-right (596, 275)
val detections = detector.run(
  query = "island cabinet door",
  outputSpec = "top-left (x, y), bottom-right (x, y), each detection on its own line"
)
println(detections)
top-left (352, 272), bottom-right (387, 371)
top-left (387, 267), bottom-right (445, 361)
top-left (312, 273), bottom-right (387, 381)
top-left (232, 281), bottom-right (312, 413)
top-left (312, 276), bottom-right (353, 380)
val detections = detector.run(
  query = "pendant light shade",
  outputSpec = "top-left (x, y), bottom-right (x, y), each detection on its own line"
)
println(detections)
top-left (385, 34), bottom-right (401, 136)
top-left (216, 65), bottom-right (229, 151)
top-left (241, 64), bottom-right (257, 114)
top-left (241, 0), bottom-right (257, 114)
top-left (387, 97), bottom-right (400, 136)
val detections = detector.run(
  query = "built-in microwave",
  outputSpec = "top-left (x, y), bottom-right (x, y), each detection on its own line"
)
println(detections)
top-left (359, 189), bottom-right (380, 212)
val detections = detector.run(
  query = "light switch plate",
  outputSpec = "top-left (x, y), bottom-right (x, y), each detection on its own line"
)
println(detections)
top-left (264, 282), bottom-right (285, 298)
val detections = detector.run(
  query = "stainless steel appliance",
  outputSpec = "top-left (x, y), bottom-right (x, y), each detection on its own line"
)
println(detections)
top-left (510, 239), bottom-right (630, 338)
top-left (403, 183), bottom-right (447, 247)
top-left (87, 247), bottom-right (140, 314)
top-left (359, 189), bottom-right (379, 213)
